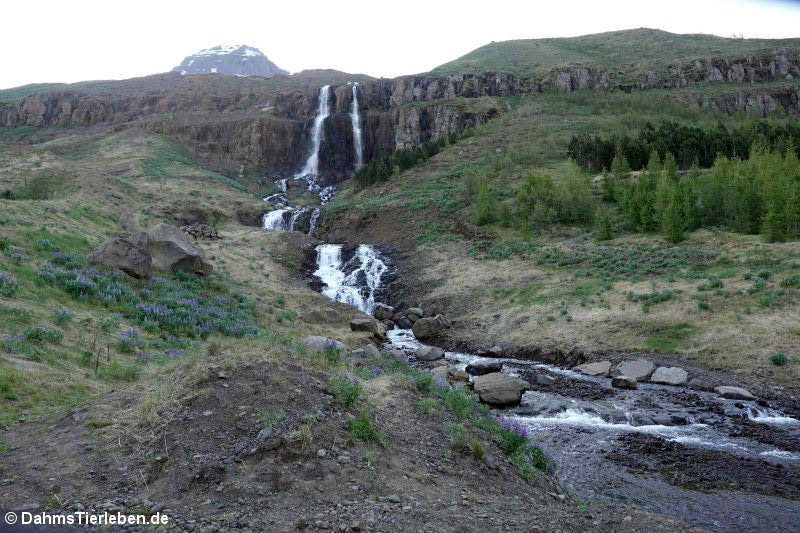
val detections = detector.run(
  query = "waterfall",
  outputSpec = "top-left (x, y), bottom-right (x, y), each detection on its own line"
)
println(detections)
top-left (262, 208), bottom-right (290, 230)
top-left (313, 244), bottom-right (388, 315)
top-left (350, 82), bottom-right (363, 171)
top-left (296, 85), bottom-right (331, 182)
top-left (308, 208), bottom-right (320, 235)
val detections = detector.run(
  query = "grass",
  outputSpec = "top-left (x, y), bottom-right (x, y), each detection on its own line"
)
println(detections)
top-left (645, 322), bottom-right (697, 352)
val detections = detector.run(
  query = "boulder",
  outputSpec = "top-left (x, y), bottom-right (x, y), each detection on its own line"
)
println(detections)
top-left (472, 372), bottom-right (528, 406)
top-left (146, 223), bottom-right (212, 276)
top-left (406, 312), bottom-right (421, 323)
top-left (88, 236), bottom-right (152, 279)
top-left (302, 336), bottom-right (345, 351)
top-left (714, 386), bottom-right (756, 401)
top-left (650, 367), bottom-right (689, 386)
top-left (180, 224), bottom-right (220, 240)
top-left (396, 317), bottom-right (413, 329)
top-left (412, 314), bottom-right (451, 341)
top-left (611, 376), bottom-right (638, 390)
top-left (382, 349), bottom-right (407, 363)
top-left (302, 307), bottom-right (341, 324)
top-left (465, 361), bottom-right (503, 376)
top-left (573, 361), bottom-right (611, 377)
top-left (415, 346), bottom-right (444, 361)
top-left (448, 368), bottom-right (470, 382)
top-left (407, 307), bottom-right (424, 318)
top-left (613, 359), bottom-right (655, 381)
top-left (362, 344), bottom-right (380, 358)
top-left (349, 318), bottom-right (387, 340)
top-left (373, 303), bottom-right (395, 321)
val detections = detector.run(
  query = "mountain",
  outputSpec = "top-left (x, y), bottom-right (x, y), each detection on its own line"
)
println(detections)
top-left (431, 28), bottom-right (800, 80)
top-left (172, 44), bottom-right (288, 77)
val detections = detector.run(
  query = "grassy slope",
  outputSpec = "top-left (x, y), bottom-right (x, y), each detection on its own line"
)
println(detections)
top-left (431, 28), bottom-right (800, 79)
top-left (327, 89), bottom-right (800, 383)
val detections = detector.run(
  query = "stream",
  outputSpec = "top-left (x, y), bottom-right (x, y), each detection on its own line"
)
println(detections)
top-left (261, 83), bottom-right (800, 532)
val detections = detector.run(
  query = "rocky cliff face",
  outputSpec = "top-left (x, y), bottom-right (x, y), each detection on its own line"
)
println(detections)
top-left (2, 48), bottom-right (799, 185)
top-left (172, 45), bottom-right (287, 78)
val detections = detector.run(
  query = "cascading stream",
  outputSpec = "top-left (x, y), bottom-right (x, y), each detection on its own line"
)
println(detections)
top-left (297, 85), bottom-right (331, 181)
top-left (312, 243), bottom-right (388, 315)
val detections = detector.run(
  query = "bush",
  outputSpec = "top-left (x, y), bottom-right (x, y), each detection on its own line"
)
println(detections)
top-left (418, 397), bottom-right (437, 415)
top-left (445, 422), bottom-right (468, 450)
top-left (497, 417), bottom-right (529, 455)
top-left (54, 308), bottom-right (73, 325)
top-left (330, 376), bottom-right (361, 406)
top-left (441, 387), bottom-right (473, 419)
top-left (0, 272), bottom-right (18, 297)
top-left (116, 328), bottom-right (140, 353)
top-left (23, 325), bottom-right (63, 344)
top-left (770, 352), bottom-right (788, 366)
top-left (258, 408), bottom-right (286, 429)
top-left (347, 406), bottom-right (385, 445)
top-left (412, 372), bottom-right (433, 393)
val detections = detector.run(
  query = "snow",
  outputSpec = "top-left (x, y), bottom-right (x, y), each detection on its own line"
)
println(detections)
top-left (243, 48), bottom-right (259, 57)
top-left (210, 67), bottom-right (217, 73)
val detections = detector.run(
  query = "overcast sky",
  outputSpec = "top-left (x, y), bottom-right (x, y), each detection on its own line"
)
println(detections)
top-left (2, 0), bottom-right (799, 89)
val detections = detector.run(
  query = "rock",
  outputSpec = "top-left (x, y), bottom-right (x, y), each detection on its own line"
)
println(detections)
top-left (146, 223), bottom-right (212, 276)
top-left (88, 236), bottom-right (152, 279)
top-left (396, 317), bottom-right (413, 329)
top-left (482, 454), bottom-right (497, 469)
top-left (362, 344), bottom-right (380, 358)
top-left (349, 318), bottom-right (387, 340)
top-left (488, 345), bottom-right (504, 357)
top-left (302, 336), bottom-right (345, 351)
top-left (448, 368), bottom-right (470, 382)
top-left (650, 367), bottom-right (689, 386)
top-left (611, 376), bottom-right (638, 389)
top-left (466, 361), bottom-right (503, 376)
top-left (180, 224), bottom-right (220, 240)
top-left (613, 359), bottom-right (655, 381)
top-left (472, 372), bottom-right (528, 406)
top-left (316, 449), bottom-right (327, 458)
top-left (535, 373), bottom-right (556, 386)
top-left (373, 303), bottom-right (394, 321)
top-left (573, 361), bottom-right (611, 377)
top-left (407, 307), bottom-right (424, 318)
top-left (412, 314), bottom-right (451, 341)
top-left (12, 503), bottom-right (40, 512)
top-left (387, 494), bottom-right (401, 503)
top-left (415, 346), bottom-right (444, 361)
top-left (382, 349), bottom-right (407, 363)
top-left (406, 312), bottom-right (421, 323)
top-left (256, 428), bottom-right (273, 442)
top-left (173, 45), bottom-right (287, 78)
top-left (715, 386), bottom-right (756, 401)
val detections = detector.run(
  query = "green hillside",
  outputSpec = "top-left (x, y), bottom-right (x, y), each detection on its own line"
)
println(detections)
top-left (431, 28), bottom-right (800, 79)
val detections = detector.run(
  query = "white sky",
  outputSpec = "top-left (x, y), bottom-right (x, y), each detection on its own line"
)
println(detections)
top-left (2, 0), bottom-right (799, 89)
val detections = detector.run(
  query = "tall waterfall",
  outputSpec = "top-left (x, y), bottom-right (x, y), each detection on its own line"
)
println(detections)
top-left (350, 82), bottom-right (363, 171)
top-left (296, 85), bottom-right (331, 181)
top-left (313, 244), bottom-right (388, 315)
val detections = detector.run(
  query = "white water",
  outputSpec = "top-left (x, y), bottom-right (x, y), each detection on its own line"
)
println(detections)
top-left (350, 82), bottom-right (363, 171)
top-left (313, 243), bottom-right (388, 315)
top-left (297, 85), bottom-right (331, 181)
top-left (308, 208), bottom-right (321, 235)
top-left (262, 208), bottom-right (290, 230)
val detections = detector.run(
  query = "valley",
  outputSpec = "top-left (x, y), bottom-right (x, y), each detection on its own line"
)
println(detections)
top-left (1, 27), bottom-right (800, 532)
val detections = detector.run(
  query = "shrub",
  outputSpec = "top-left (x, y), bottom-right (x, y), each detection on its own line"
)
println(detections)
top-left (23, 325), bottom-right (63, 344)
top-left (445, 422), bottom-right (468, 450)
top-left (34, 239), bottom-right (58, 251)
top-left (412, 372), bottom-right (433, 393)
top-left (347, 406), bottom-right (385, 445)
top-left (116, 328), bottom-right (140, 353)
top-left (441, 387), bottom-right (473, 419)
top-left (54, 308), bottom-right (73, 325)
top-left (0, 236), bottom-right (9, 251)
top-left (0, 272), bottom-right (17, 297)
top-left (258, 408), bottom-right (286, 429)
top-left (470, 438), bottom-right (486, 458)
top-left (418, 397), bottom-right (437, 415)
top-left (497, 417), bottom-right (529, 455)
top-left (770, 352), bottom-right (788, 366)
top-left (780, 275), bottom-right (800, 288)
top-left (330, 376), bottom-right (361, 406)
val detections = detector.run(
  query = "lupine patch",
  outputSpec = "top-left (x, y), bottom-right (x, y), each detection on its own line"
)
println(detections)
top-left (0, 272), bottom-right (17, 297)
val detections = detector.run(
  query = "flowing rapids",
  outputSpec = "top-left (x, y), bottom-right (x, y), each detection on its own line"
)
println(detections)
top-left (312, 244), bottom-right (388, 315)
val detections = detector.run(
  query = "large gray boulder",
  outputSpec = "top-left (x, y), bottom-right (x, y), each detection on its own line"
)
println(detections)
top-left (302, 336), bottom-right (345, 351)
top-left (650, 367), bottom-right (689, 386)
top-left (466, 361), bottom-right (503, 376)
top-left (415, 346), bottom-right (444, 361)
top-left (611, 376), bottom-right (638, 390)
top-left (412, 314), bottom-right (451, 341)
top-left (613, 359), bottom-right (655, 381)
top-left (88, 236), bottom-right (152, 279)
top-left (472, 372), bottom-right (528, 407)
top-left (373, 303), bottom-right (395, 321)
top-left (574, 361), bottom-right (611, 377)
top-left (349, 318), bottom-right (387, 340)
top-left (714, 386), bottom-right (756, 400)
top-left (146, 223), bottom-right (213, 276)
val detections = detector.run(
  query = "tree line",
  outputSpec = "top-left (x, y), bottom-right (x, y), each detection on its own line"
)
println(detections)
top-left (567, 120), bottom-right (800, 173)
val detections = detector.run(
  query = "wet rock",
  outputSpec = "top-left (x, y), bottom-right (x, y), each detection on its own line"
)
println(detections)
top-left (387, 494), bottom-right (401, 503)
top-left (415, 346), bottom-right (444, 361)
top-left (382, 348), bottom-right (407, 363)
top-left (612, 376), bottom-right (638, 389)
top-left (396, 317), bottom-right (413, 329)
top-left (349, 318), bottom-right (387, 340)
top-left (411, 314), bottom-right (451, 341)
top-left (715, 386), bottom-right (756, 401)
top-left (613, 359), bottom-right (655, 381)
top-left (88, 235), bottom-right (152, 279)
top-left (573, 361), bottom-right (612, 376)
top-left (650, 367), bottom-right (689, 386)
top-left (302, 336), bottom-right (345, 351)
top-left (407, 307), bottom-right (424, 318)
top-left (466, 361), bottom-right (503, 375)
top-left (373, 303), bottom-right (394, 321)
top-left (448, 368), bottom-right (470, 382)
top-left (472, 372), bottom-right (528, 406)
top-left (535, 373), bottom-right (556, 386)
